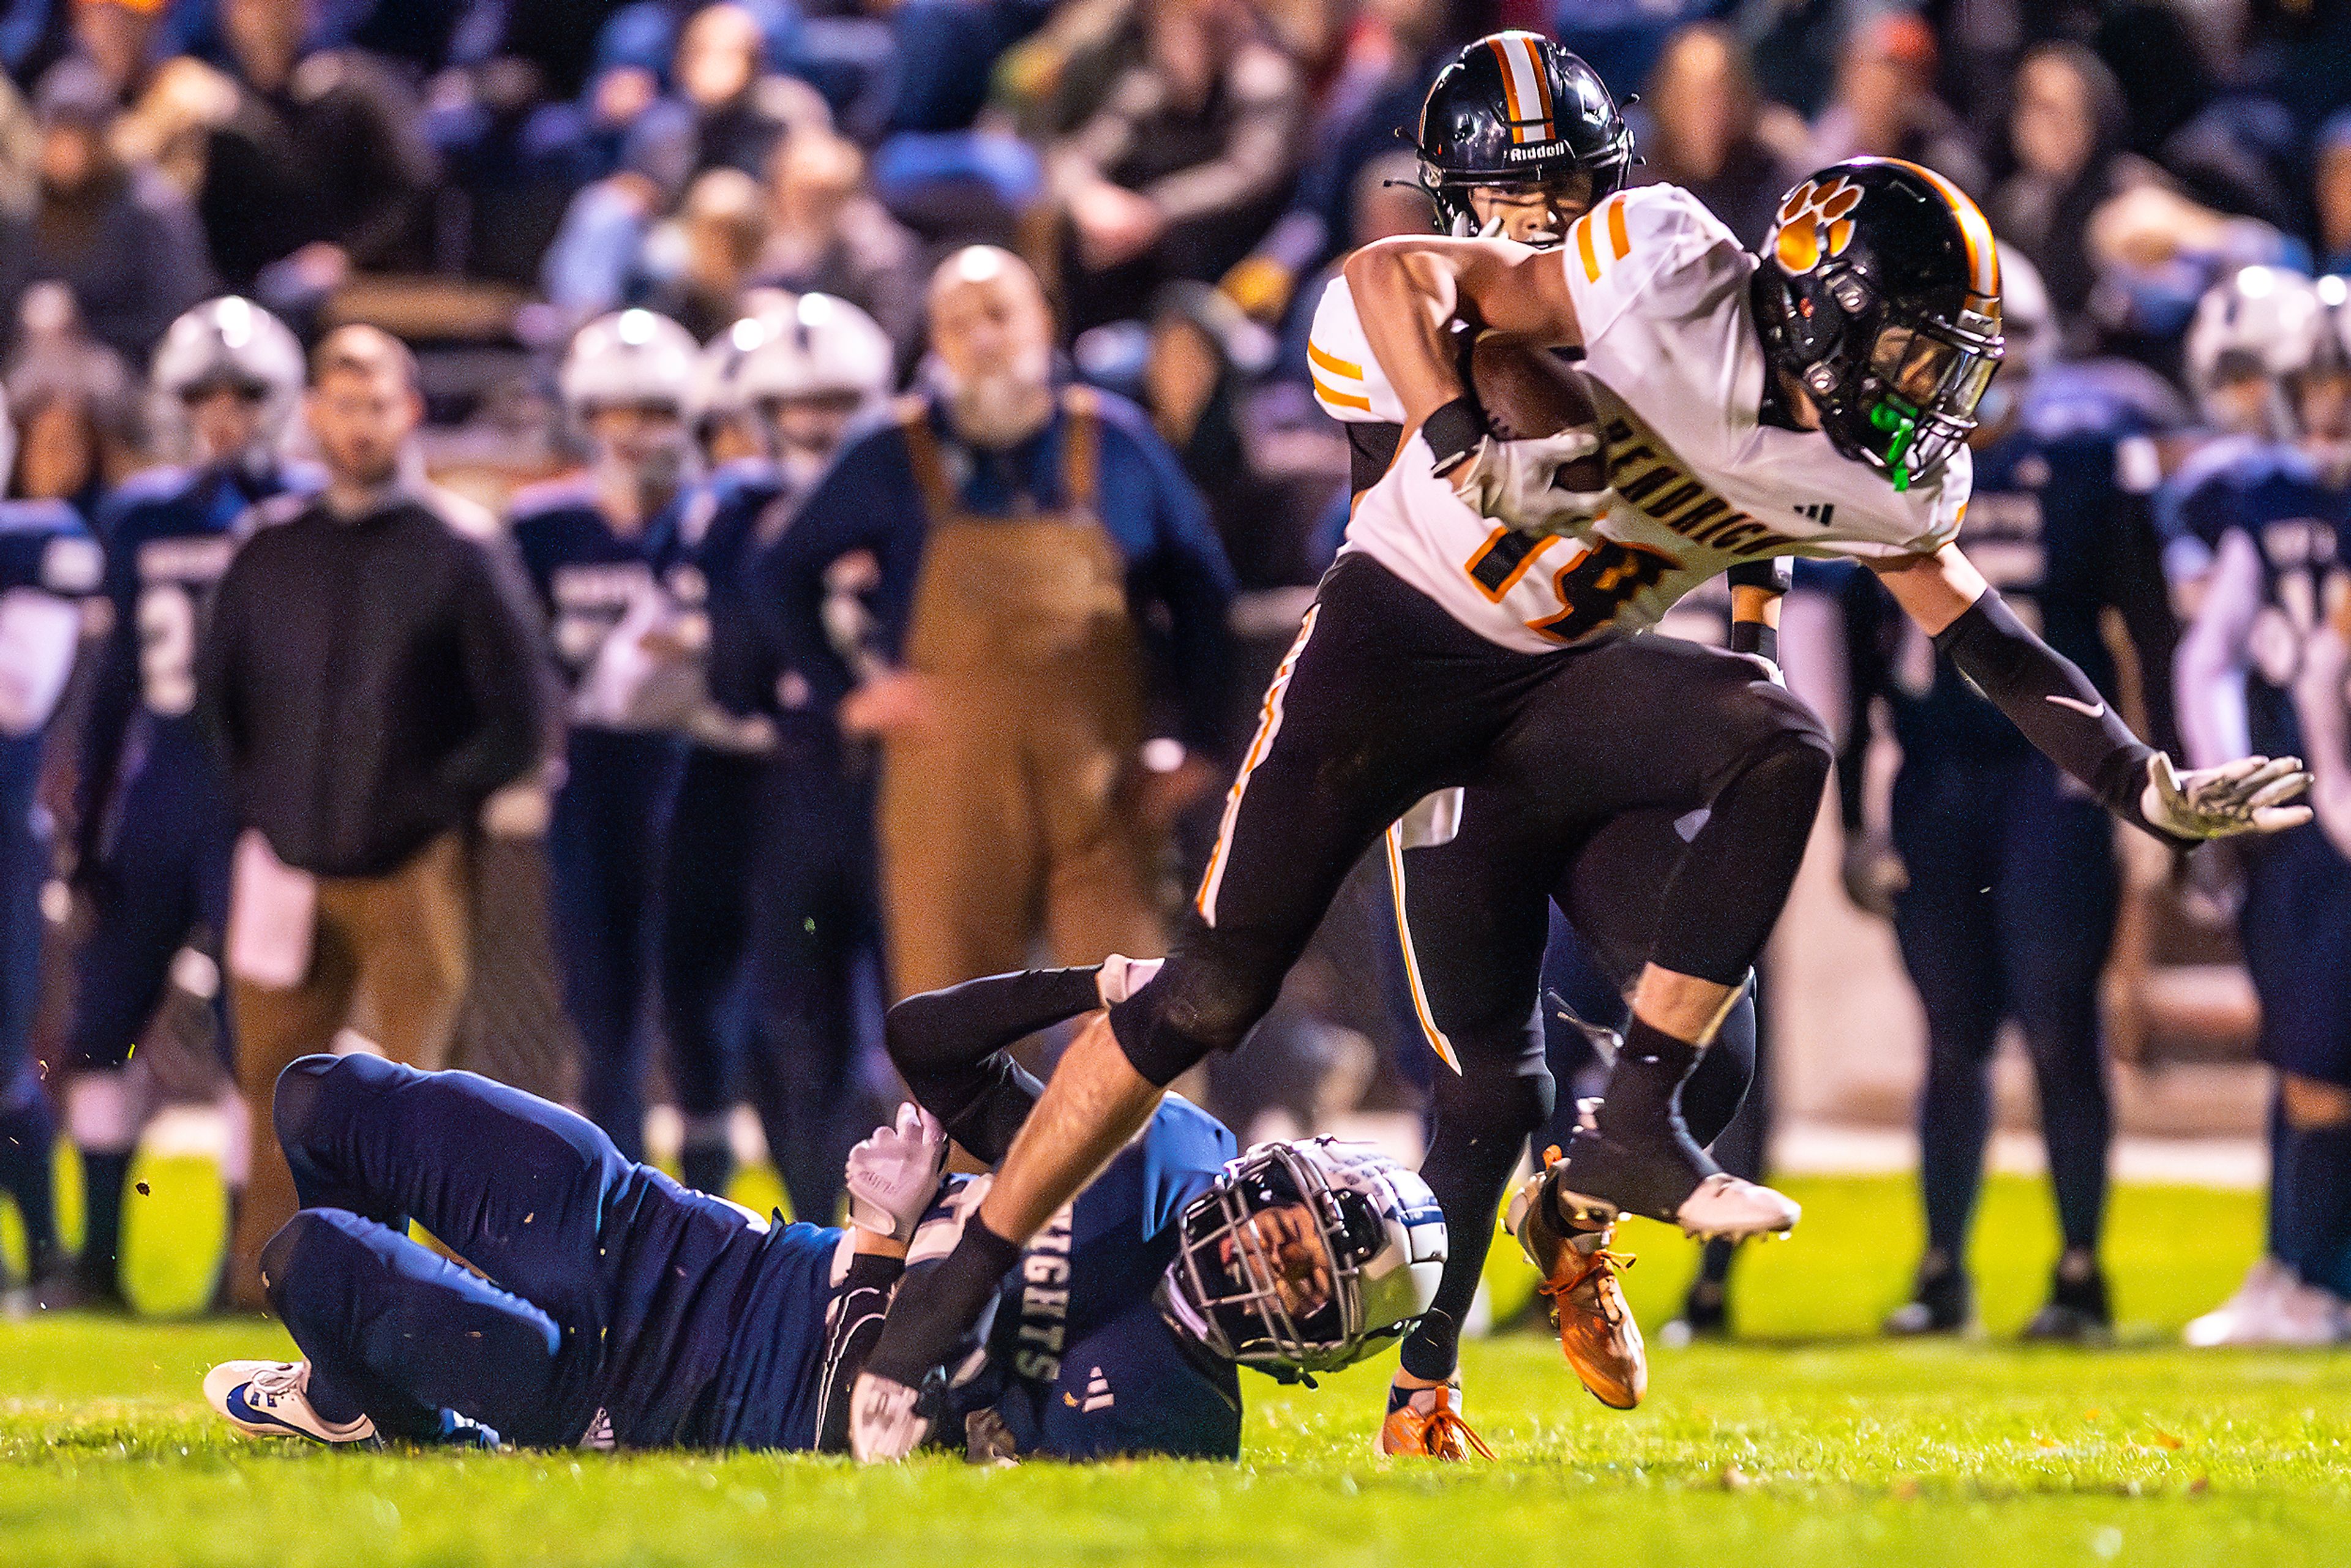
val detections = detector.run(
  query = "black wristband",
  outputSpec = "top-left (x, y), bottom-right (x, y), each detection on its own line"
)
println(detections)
top-left (1420, 395), bottom-right (1489, 476)
top-left (1728, 620), bottom-right (1779, 664)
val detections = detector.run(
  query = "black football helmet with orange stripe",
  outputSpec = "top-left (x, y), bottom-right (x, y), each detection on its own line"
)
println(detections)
top-left (1752, 157), bottom-right (2005, 491)
top-left (1413, 32), bottom-right (1633, 241)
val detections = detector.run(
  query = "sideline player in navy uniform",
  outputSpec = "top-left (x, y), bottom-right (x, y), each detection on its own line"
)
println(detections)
top-left (1837, 253), bottom-right (2181, 1341)
top-left (508, 309), bottom-right (703, 1161)
top-left (0, 401), bottom-right (102, 1298)
top-left (654, 294), bottom-right (895, 1209)
top-left (2169, 268), bottom-right (2351, 1346)
top-left (198, 958), bottom-right (1444, 1460)
top-left (54, 298), bottom-right (310, 1308)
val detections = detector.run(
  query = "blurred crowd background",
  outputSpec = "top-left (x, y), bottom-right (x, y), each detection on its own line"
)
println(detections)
top-left (0, 0), bottom-right (2348, 1346)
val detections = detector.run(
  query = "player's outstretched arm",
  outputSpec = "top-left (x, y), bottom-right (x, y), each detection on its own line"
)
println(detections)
top-left (1870, 544), bottom-right (2311, 842)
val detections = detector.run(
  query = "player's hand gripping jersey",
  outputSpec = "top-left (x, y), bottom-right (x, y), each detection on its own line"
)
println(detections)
top-left (1311, 185), bottom-right (1973, 653)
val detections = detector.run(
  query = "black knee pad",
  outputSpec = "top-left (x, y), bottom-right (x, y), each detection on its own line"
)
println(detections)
top-left (269, 1054), bottom-right (348, 1158)
top-left (1109, 949), bottom-right (1283, 1088)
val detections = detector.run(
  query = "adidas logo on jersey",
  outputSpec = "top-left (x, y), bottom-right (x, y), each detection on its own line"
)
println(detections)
top-left (1793, 503), bottom-right (1837, 527)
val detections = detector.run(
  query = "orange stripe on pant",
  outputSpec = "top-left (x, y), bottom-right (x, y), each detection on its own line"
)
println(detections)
top-left (1383, 822), bottom-right (1461, 1075)
top-left (1195, 603), bottom-right (1321, 925)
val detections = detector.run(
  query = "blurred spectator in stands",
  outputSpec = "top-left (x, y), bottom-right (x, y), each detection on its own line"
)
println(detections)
top-left (2, 299), bottom-right (135, 510)
top-left (881, 0), bottom-right (1059, 138)
top-left (1992, 42), bottom-right (2148, 347)
top-left (1050, 0), bottom-right (1302, 332)
top-left (632, 165), bottom-right (768, 340)
top-left (757, 246), bottom-right (1232, 997)
top-left (1635, 22), bottom-right (1801, 249)
top-left (1806, 12), bottom-right (1985, 195)
top-left (0, 61), bottom-right (211, 366)
top-left (1142, 280), bottom-right (1306, 585)
top-left (997, 0), bottom-right (1145, 141)
top-left (623, 2), bottom-right (830, 202)
top-left (1219, 0), bottom-right (1450, 328)
top-left (194, 0), bottom-right (437, 302)
top-left (751, 132), bottom-right (923, 360)
top-left (200, 325), bottom-right (550, 1306)
top-left (2320, 114), bottom-right (2351, 279)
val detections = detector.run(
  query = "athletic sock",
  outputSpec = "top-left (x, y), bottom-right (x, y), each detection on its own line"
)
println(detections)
top-left (1592, 1018), bottom-right (1706, 1150)
top-left (78, 1149), bottom-right (132, 1298)
top-left (2267, 1086), bottom-right (2296, 1266)
top-left (2285, 1123), bottom-right (2351, 1296)
top-left (0, 1087), bottom-right (56, 1273)
top-left (864, 1218), bottom-right (1022, 1385)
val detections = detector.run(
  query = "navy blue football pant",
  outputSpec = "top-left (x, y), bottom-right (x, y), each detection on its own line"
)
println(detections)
top-left (659, 747), bottom-right (766, 1189)
top-left (68, 728), bottom-right (234, 1074)
top-left (740, 743), bottom-right (884, 1226)
top-left (264, 1052), bottom-right (825, 1449)
top-left (1891, 750), bottom-right (2118, 1262)
top-left (547, 729), bottom-right (685, 1161)
top-left (0, 732), bottom-right (55, 1268)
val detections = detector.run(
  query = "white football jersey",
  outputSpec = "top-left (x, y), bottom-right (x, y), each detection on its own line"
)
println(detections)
top-left (1314, 184), bottom-right (1972, 654)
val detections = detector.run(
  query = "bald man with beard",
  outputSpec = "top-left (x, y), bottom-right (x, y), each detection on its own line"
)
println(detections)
top-left (751, 247), bottom-right (1235, 1001)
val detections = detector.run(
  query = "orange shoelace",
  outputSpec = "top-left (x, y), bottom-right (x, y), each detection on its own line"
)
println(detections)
top-left (1539, 1248), bottom-right (1638, 1317)
top-left (1416, 1405), bottom-right (1497, 1461)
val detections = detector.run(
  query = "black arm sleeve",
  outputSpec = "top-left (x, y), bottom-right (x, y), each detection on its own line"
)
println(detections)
top-left (815, 1250), bottom-right (906, 1453)
top-left (883, 967), bottom-right (1106, 1166)
top-left (1932, 588), bottom-right (2161, 827)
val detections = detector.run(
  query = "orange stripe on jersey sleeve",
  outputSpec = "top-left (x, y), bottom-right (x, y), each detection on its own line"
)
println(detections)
top-left (1574, 213), bottom-right (1602, 282)
top-left (1308, 341), bottom-right (1361, 380)
top-left (1606, 194), bottom-right (1630, 260)
top-left (1311, 373), bottom-right (1371, 412)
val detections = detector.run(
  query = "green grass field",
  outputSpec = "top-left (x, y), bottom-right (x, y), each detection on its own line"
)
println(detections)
top-left (6, 1166), bottom-right (2350, 1567)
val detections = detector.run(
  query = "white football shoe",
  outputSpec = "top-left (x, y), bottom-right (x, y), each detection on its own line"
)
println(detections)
top-left (847, 1370), bottom-right (930, 1462)
top-left (204, 1360), bottom-right (377, 1444)
top-left (2244, 1278), bottom-right (2351, 1348)
top-left (2183, 1257), bottom-right (2292, 1348)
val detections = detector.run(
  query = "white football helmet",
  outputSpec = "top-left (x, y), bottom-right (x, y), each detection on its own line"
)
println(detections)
top-left (2184, 266), bottom-right (2325, 437)
top-left (151, 296), bottom-right (305, 448)
top-left (738, 292), bottom-right (893, 409)
top-left (1160, 1136), bottom-right (1447, 1381)
top-left (559, 309), bottom-right (700, 419)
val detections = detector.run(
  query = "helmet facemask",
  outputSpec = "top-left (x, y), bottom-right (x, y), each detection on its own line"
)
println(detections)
top-left (1158, 1139), bottom-right (1444, 1382)
top-left (1794, 266), bottom-right (2001, 491)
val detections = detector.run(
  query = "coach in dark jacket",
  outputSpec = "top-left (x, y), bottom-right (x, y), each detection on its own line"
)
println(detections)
top-left (200, 324), bottom-right (550, 1308)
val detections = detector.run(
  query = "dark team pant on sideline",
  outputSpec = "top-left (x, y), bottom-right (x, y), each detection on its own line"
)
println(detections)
top-left (658, 746), bottom-right (767, 1188)
top-left (264, 1052), bottom-right (831, 1449)
top-left (1891, 751), bottom-right (2118, 1261)
top-left (0, 734), bottom-right (54, 1269)
top-left (547, 728), bottom-right (684, 1163)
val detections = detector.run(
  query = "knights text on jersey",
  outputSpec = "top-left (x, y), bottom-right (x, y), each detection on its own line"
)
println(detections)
top-left (1314, 184), bottom-right (1970, 655)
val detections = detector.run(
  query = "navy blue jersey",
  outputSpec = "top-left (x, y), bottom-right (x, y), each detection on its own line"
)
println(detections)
top-left (705, 1097), bottom-right (1241, 1460)
top-left (965, 1094), bottom-right (1241, 1461)
top-left (506, 477), bottom-right (686, 703)
top-left (650, 459), bottom-right (787, 726)
top-left (77, 462), bottom-right (314, 846)
top-left (2163, 443), bottom-right (2351, 760)
top-left (0, 498), bottom-right (99, 745)
top-left (1848, 421), bottom-right (2175, 766)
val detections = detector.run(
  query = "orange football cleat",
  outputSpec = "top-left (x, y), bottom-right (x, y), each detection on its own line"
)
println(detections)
top-left (1376, 1384), bottom-right (1496, 1461)
top-left (1509, 1152), bottom-right (1647, 1410)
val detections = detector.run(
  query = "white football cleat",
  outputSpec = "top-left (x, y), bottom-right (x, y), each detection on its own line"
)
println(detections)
top-left (847, 1370), bottom-right (930, 1462)
top-left (2245, 1278), bottom-right (2351, 1347)
top-left (205, 1360), bottom-right (377, 1444)
top-left (1669, 1173), bottom-right (1801, 1242)
top-left (2183, 1257), bottom-right (2292, 1348)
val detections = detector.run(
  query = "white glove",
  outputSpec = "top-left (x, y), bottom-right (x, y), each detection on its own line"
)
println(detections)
top-left (844, 1102), bottom-right (948, 1240)
top-left (1444, 429), bottom-right (1614, 538)
top-left (1095, 953), bottom-right (1164, 1007)
top-left (2140, 752), bottom-right (2314, 840)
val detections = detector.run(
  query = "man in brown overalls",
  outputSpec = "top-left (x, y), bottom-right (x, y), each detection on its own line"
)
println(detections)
top-left (759, 247), bottom-right (1234, 1001)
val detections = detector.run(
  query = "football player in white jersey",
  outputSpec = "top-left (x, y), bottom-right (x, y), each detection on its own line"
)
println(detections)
top-left (846, 142), bottom-right (2313, 1462)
